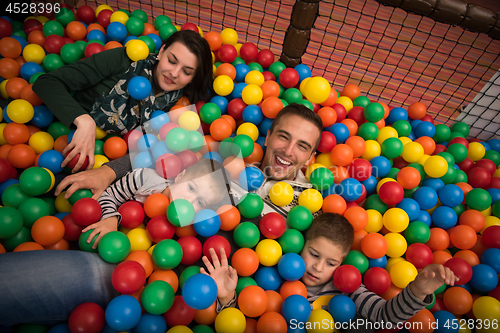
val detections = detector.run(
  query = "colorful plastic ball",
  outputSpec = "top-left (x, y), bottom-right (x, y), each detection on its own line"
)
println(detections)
top-left (241, 84), bottom-right (263, 105)
top-left (482, 225), bottom-right (500, 248)
top-left (193, 209), bottom-right (220, 237)
top-left (431, 310), bottom-right (458, 333)
top-left (327, 295), bottom-right (356, 324)
top-left (286, 206), bottom-right (313, 232)
top-left (278, 68), bottom-right (299, 89)
top-left (0, 207), bottom-right (23, 239)
top-left (443, 257), bottom-right (472, 285)
top-left (71, 197), bottom-right (102, 227)
top-left (237, 285), bottom-right (268, 318)
top-left (278, 229), bottom-right (305, 254)
top-left (370, 156), bottom-right (391, 178)
top-left (255, 239), bottom-right (282, 266)
top-left (139, 280), bottom-right (174, 315)
top-left (466, 188), bottom-right (492, 211)
top-left (470, 264), bottom-right (498, 292)
top-left (378, 181), bottom-right (404, 206)
top-left (431, 206), bottom-right (457, 230)
top-left (268, 181), bottom-right (294, 207)
top-left (473, 296), bottom-right (500, 321)
top-left (281, 294), bottom-right (311, 324)
top-left (19, 166), bottom-right (51, 196)
top-left (98, 231), bottom-right (131, 263)
top-left (152, 239), bottom-right (183, 269)
top-left (303, 76), bottom-right (331, 104)
top-left (382, 207), bottom-right (409, 233)
top-left (133, 313), bottom-right (167, 333)
top-left (111, 260), bottom-right (146, 295)
top-left (390, 261), bottom-right (418, 289)
top-left (363, 267), bottom-right (391, 295)
top-left (333, 265), bottom-right (362, 293)
top-left (233, 222), bottom-right (260, 248)
top-left (6, 99), bottom-right (34, 124)
top-left (182, 273), bottom-right (218, 310)
top-left (22, 43), bottom-right (45, 64)
top-left (237, 193), bottom-right (264, 219)
top-left (127, 76), bottom-right (151, 100)
top-left (413, 186), bottom-right (438, 210)
top-left (277, 253), bottom-right (305, 281)
top-left (258, 212), bottom-right (285, 240)
top-left (298, 188), bottom-right (323, 213)
top-left (360, 232), bottom-right (387, 259)
top-left (214, 308), bottom-right (246, 333)
top-left (68, 302), bottom-right (105, 333)
top-left (238, 166), bottom-right (264, 191)
top-left (213, 75), bottom-right (234, 97)
top-left (384, 232), bottom-right (408, 258)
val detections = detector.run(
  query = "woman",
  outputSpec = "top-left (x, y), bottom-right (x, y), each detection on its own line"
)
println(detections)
top-left (33, 30), bottom-right (213, 172)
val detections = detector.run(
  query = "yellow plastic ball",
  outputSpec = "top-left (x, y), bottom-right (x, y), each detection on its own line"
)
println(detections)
top-left (148, 244), bottom-right (156, 256)
top-left (0, 80), bottom-right (9, 99)
top-left (241, 84), bottom-right (263, 105)
top-left (215, 308), bottom-right (246, 333)
top-left (269, 181), bottom-right (294, 207)
top-left (479, 206), bottom-right (491, 217)
top-left (55, 191), bottom-right (72, 213)
top-left (175, 25), bottom-right (181, 31)
top-left (315, 153), bottom-right (334, 169)
top-left (305, 163), bottom-right (326, 181)
top-left (365, 209), bottom-right (383, 233)
top-left (299, 77), bottom-right (311, 94)
top-left (127, 228), bottom-right (152, 252)
top-left (383, 208), bottom-right (409, 233)
top-left (303, 77), bottom-right (331, 104)
top-left (35, 16), bottom-right (49, 24)
top-left (178, 111), bottom-right (201, 131)
top-left (213, 75), bottom-right (234, 96)
top-left (361, 140), bottom-right (381, 161)
top-left (244, 70), bottom-right (265, 87)
top-left (386, 257), bottom-right (406, 273)
top-left (399, 137), bottom-right (412, 146)
top-left (468, 142), bottom-right (486, 161)
top-left (255, 239), bottom-right (282, 266)
top-left (336, 96), bottom-right (353, 112)
top-left (494, 168), bottom-right (500, 178)
top-left (220, 28), bottom-right (238, 45)
top-left (93, 154), bottom-right (109, 169)
top-left (42, 168), bottom-right (55, 192)
top-left (7, 99), bottom-right (34, 124)
top-left (390, 261), bottom-right (418, 289)
top-left (473, 296), bottom-right (500, 321)
top-left (306, 309), bottom-right (335, 333)
top-left (423, 155), bottom-right (448, 178)
top-left (417, 154), bottom-right (430, 166)
top-left (29, 131), bottom-right (54, 154)
top-left (0, 123), bottom-right (8, 145)
top-left (377, 127), bottom-right (398, 145)
top-left (110, 11), bottom-right (129, 25)
top-left (376, 178), bottom-right (397, 192)
top-left (234, 43), bottom-right (242, 56)
top-left (384, 232), bottom-right (408, 258)
top-left (95, 127), bottom-right (106, 140)
top-left (197, 26), bottom-right (203, 37)
top-left (167, 326), bottom-right (193, 333)
top-left (401, 142), bottom-right (424, 163)
top-left (96, 4), bottom-right (113, 16)
top-left (482, 216), bottom-right (500, 233)
top-left (23, 44), bottom-right (46, 64)
top-left (0, 107), bottom-right (3, 122)
top-left (126, 40), bottom-right (149, 61)
top-left (298, 189), bottom-right (323, 213)
top-left (236, 122), bottom-right (259, 141)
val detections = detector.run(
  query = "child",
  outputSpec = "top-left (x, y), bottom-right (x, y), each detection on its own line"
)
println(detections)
top-left (83, 158), bottom-right (231, 249)
top-left (202, 212), bottom-right (458, 328)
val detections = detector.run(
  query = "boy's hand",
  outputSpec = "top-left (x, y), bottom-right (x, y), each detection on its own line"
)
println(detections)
top-left (200, 248), bottom-right (238, 306)
top-left (410, 264), bottom-right (458, 300)
top-left (82, 216), bottom-right (118, 249)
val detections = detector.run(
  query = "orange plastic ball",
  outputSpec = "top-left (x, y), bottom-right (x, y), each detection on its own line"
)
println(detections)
top-left (104, 41), bottom-right (123, 50)
top-left (341, 118), bottom-right (358, 137)
top-left (261, 96), bottom-right (283, 119)
top-left (317, 106), bottom-right (337, 127)
top-left (244, 142), bottom-right (263, 164)
top-left (341, 83), bottom-right (361, 100)
top-left (322, 194), bottom-right (347, 215)
top-left (406, 309), bottom-right (435, 333)
top-left (217, 205), bottom-right (241, 231)
top-left (15, 55), bottom-right (26, 68)
top-left (44, 238), bottom-right (70, 250)
top-left (331, 165), bottom-right (349, 184)
top-left (193, 302), bottom-right (217, 325)
top-left (31, 216), bottom-right (65, 247)
top-left (53, 135), bottom-right (68, 153)
top-left (0, 243), bottom-right (6, 254)
top-left (223, 156), bottom-right (246, 180)
top-left (103, 136), bottom-right (128, 160)
top-left (0, 145), bottom-right (13, 159)
top-left (20, 84), bottom-right (43, 106)
top-left (261, 80), bottom-right (281, 99)
top-left (66, 21), bottom-right (87, 41)
top-left (125, 250), bottom-right (154, 277)
top-left (238, 285), bottom-right (268, 317)
top-left (449, 225), bottom-right (477, 250)
top-left (458, 210), bottom-right (485, 233)
top-left (408, 102), bottom-right (427, 120)
top-left (380, 283), bottom-right (402, 301)
top-left (256, 312), bottom-right (287, 333)
top-left (279, 280), bottom-right (307, 300)
top-left (443, 286), bottom-right (473, 315)
top-left (27, 30), bottom-right (45, 47)
top-left (345, 135), bottom-right (365, 158)
top-left (220, 115), bottom-right (236, 132)
top-left (330, 144), bottom-right (353, 166)
top-left (0, 37), bottom-right (22, 58)
top-left (204, 31), bottom-right (222, 51)
top-left (397, 167), bottom-right (421, 190)
top-left (175, 96), bottom-right (191, 107)
top-left (351, 229), bottom-right (367, 252)
top-left (216, 63), bottom-right (236, 80)
top-left (344, 206), bottom-right (368, 232)
top-left (87, 23), bottom-right (106, 34)
top-left (453, 249), bottom-right (480, 267)
top-left (8, 143), bottom-right (36, 169)
top-left (5, 77), bottom-right (29, 99)
top-left (0, 58), bottom-right (20, 79)
top-left (265, 290), bottom-right (283, 313)
top-left (432, 250), bottom-right (452, 265)
top-left (426, 228), bottom-right (450, 252)
top-left (13, 242), bottom-right (45, 252)
top-left (144, 193), bottom-right (170, 218)
top-left (361, 232), bottom-right (388, 259)
top-left (175, 224), bottom-right (197, 238)
top-left (3, 122), bottom-right (30, 145)
top-left (142, 23), bottom-right (156, 35)
top-left (148, 269), bottom-right (179, 292)
top-left (415, 136), bottom-right (436, 155)
top-left (210, 118), bottom-right (233, 141)
top-left (231, 248), bottom-right (259, 277)
top-left (455, 182), bottom-right (472, 204)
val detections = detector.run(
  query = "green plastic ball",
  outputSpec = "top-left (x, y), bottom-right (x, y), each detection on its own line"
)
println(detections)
top-left (404, 221), bottom-right (431, 244)
top-left (193, 325), bottom-right (215, 333)
top-left (404, 186), bottom-right (419, 199)
top-left (353, 96), bottom-right (370, 108)
top-left (231, 57), bottom-right (245, 66)
top-left (268, 62), bottom-right (286, 79)
top-left (425, 293), bottom-right (437, 310)
top-left (167, 199), bottom-right (195, 227)
top-left (297, 99), bottom-right (313, 111)
top-left (408, 163), bottom-right (426, 182)
top-left (247, 62), bottom-right (263, 72)
top-left (231, 134), bottom-right (254, 158)
top-left (435, 283), bottom-right (447, 295)
top-left (68, 189), bottom-right (93, 205)
top-left (131, 9), bottom-right (148, 23)
top-left (233, 222), bottom-right (260, 248)
top-left (218, 138), bottom-right (234, 159)
top-left (138, 35), bottom-right (155, 53)
top-left (60, 43), bottom-right (82, 64)
top-left (392, 120), bottom-right (412, 137)
top-left (0, 206), bottom-right (24, 239)
top-left (18, 198), bottom-right (50, 228)
top-left (358, 122), bottom-right (379, 141)
top-left (141, 280), bottom-right (175, 314)
top-left (451, 204), bottom-right (465, 217)
top-left (19, 167), bottom-right (52, 196)
top-left (439, 165), bottom-right (456, 185)
top-left (188, 130), bottom-right (204, 152)
top-left (465, 188), bottom-right (492, 211)
top-left (433, 124), bottom-right (451, 143)
top-left (78, 229), bottom-right (98, 253)
top-left (2, 226), bottom-right (32, 251)
top-left (98, 231), bottom-right (131, 263)
top-left (42, 20), bottom-right (64, 37)
top-left (282, 88), bottom-right (302, 104)
top-left (364, 194), bottom-right (388, 215)
top-left (237, 193), bottom-right (263, 218)
top-left (166, 127), bottom-right (190, 152)
top-left (152, 239), bottom-right (183, 269)
top-left (47, 122), bottom-right (70, 140)
top-left (154, 15), bottom-right (172, 30)
top-left (29, 72), bottom-right (45, 84)
top-left (278, 229), bottom-right (305, 254)
top-left (41, 197), bottom-right (57, 215)
top-left (286, 205), bottom-right (313, 231)
top-left (447, 143), bottom-right (468, 163)
top-left (451, 122), bottom-right (470, 138)
top-left (126, 17), bottom-right (145, 36)
top-left (381, 137), bottom-right (403, 159)
top-left (15, 324), bottom-right (50, 333)
top-left (436, 152), bottom-right (455, 166)
top-left (159, 23), bottom-right (177, 42)
top-left (54, 7), bottom-right (75, 26)
top-left (42, 54), bottom-right (65, 72)
top-left (386, 167), bottom-right (400, 180)
top-left (94, 140), bottom-right (104, 155)
top-left (87, 39), bottom-right (105, 47)
top-left (235, 277), bottom-right (257, 295)
top-left (449, 132), bottom-right (465, 140)
top-left (484, 150), bottom-right (500, 167)
top-left (492, 201), bottom-right (500, 219)
top-left (452, 170), bottom-right (467, 184)
top-left (199, 103), bottom-right (221, 125)
top-left (343, 250), bottom-right (369, 275)
top-left (2, 184), bottom-right (32, 209)
top-left (179, 265), bottom-right (201, 288)
top-left (309, 167), bottom-right (334, 191)
top-left (363, 102), bottom-right (385, 122)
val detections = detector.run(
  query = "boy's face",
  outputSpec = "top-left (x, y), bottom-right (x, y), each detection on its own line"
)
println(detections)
top-left (300, 236), bottom-right (346, 287)
top-left (164, 172), bottom-right (218, 213)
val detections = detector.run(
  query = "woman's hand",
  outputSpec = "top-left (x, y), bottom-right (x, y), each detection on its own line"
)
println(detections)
top-left (82, 216), bottom-right (118, 249)
top-left (63, 114), bottom-right (96, 172)
top-left (410, 264), bottom-right (458, 300)
top-left (201, 248), bottom-right (238, 307)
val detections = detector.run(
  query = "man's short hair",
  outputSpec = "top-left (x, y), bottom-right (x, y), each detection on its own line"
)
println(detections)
top-left (268, 103), bottom-right (323, 152)
top-left (305, 212), bottom-right (354, 256)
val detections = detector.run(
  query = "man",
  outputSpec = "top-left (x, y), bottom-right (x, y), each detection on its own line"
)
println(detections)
top-left (0, 104), bottom-right (323, 327)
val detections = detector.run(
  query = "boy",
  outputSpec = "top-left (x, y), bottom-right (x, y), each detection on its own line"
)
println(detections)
top-left (83, 158), bottom-right (231, 248)
top-left (202, 212), bottom-right (458, 328)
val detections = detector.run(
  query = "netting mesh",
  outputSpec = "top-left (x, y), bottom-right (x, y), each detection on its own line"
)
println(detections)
top-left (80, 0), bottom-right (500, 140)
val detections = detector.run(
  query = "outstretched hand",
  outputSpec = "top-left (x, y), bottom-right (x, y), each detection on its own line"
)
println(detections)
top-left (200, 248), bottom-right (238, 307)
top-left (82, 216), bottom-right (118, 249)
top-left (55, 165), bottom-right (116, 200)
top-left (410, 264), bottom-right (458, 300)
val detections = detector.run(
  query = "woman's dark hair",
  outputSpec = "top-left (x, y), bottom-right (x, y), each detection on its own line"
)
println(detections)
top-left (158, 30), bottom-right (214, 103)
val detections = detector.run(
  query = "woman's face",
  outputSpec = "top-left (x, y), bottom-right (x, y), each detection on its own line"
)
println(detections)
top-left (155, 41), bottom-right (198, 94)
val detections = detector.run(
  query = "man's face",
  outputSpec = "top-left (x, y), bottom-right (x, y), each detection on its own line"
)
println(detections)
top-left (261, 114), bottom-right (320, 181)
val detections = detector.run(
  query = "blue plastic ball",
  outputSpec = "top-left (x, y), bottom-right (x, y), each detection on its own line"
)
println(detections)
top-left (2, 108), bottom-right (12, 123)
top-left (128, 76), bottom-right (152, 100)
top-left (11, 35), bottom-right (28, 50)
top-left (238, 166), bottom-right (264, 191)
top-left (259, 117), bottom-right (273, 136)
top-left (487, 188), bottom-right (500, 204)
top-left (321, 183), bottom-right (338, 198)
top-left (47, 324), bottom-right (71, 333)
top-left (277, 253), bottom-right (306, 281)
top-left (54, 212), bottom-right (69, 220)
top-left (361, 175), bottom-right (378, 195)
top-left (325, 123), bottom-right (349, 143)
top-left (368, 255), bottom-right (387, 269)
top-left (480, 248), bottom-right (500, 274)
top-left (242, 105), bottom-right (264, 125)
top-left (235, 63), bottom-right (251, 83)
top-left (150, 110), bottom-right (170, 132)
top-left (20, 62), bottom-right (43, 81)
top-left (123, 35), bottom-right (138, 45)
top-left (396, 198), bottom-right (420, 221)
top-left (410, 119), bottom-right (422, 130)
top-left (133, 151), bottom-right (154, 169)
top-left (254, 266), bottom-right (281, 291)
top-left (182, 274), bottom-right (218, 310)
top-left (0, 179), bottom-right (19, 198)
top-left (132, 313), bottom-right (167, 333)
top-left (487, 138), bottom-right (500, 153)
top-left (38, 150), bottom-right (64, 174)
top-left (105, 295), bottom-right (142, 331)
top-left (387, 107), bottom-right (408, 124)
top-left (413, 186), bottom-right (438, 210)
top-left (416, 210), bottom-right (432, 227)
top-left (107, 22), bottom-right (128, 42)
top-left (281, 294), bottom-right (311, 324)
top-left (193, 209), bottom-right (221, 237)
top-left (210, 96), bottom-right (229, 115)
top-left (407, 131), bottom-right (416, 141)
top-left (152, 140), bottom-right (173, 161)
top-left (328, 295), bottom-right (356, 323)
top-left (31, 105), bottom-right (54, 128)
top-left (202, 151), bottom-right (224, 164)
top-left (147, 33), bottom-right (163, 51)
top-left (431, 206), bottom-right (457, 229)
top-left (438, 184), bottom-right (464, 207)
top-left (137, 133), bottom-right (159, 152)
top-left (87, 29), bottom-right (106, 43)
top-left (432, 310), bottom-right (458, 333)
top-left (479, 141), bottom-right (491, 151)
top-left (421, 177), bottom-right (445, 193)
top-left (294, 64), bottom-right (311, 83)
top-left (414, 121), bottom-right (436, 138)
top-left (339, 177), bottom-right (362, 201)
top-left (230, 82), bottom-right (247, 99)
top-left (370, 156), bottom-right (391, 178)
top-left (256, 136), bottom-right (266, 156)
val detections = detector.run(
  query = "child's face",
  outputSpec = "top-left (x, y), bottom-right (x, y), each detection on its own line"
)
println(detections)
top-left (300, 236), bottom-right (346, 287)
top-left (165, 172), bottom-right (218, 213)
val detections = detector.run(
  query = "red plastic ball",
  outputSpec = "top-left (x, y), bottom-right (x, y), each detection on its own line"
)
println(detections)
top-left (239, 42), bottom-right (258, 62)
top-left (406, 243), bottom-right (433, 269)
top-left (159, 123), bottom-right (179, 141)
top-left (62, 213), bottom-right (83, 241)
top-left (0, 158), bottom-right (12, 183)
top-left (0, 18), bottom-right (13, 39)
top-left (111, 260), bottom-right (147, 294)
top-left (259, 212), bottom-right (286, 240)
top-left (482, 225), bottom-right (500, 249)
top-left (85, 43), bottom-right (105, 58)
top-left (177, 236), bottom-right (203, 265)
top-left (76, 5), bottom-right (96, 25)
top-left (44, 35), bottom-right (66, 55)
top-left (262, 71), bottom-right (276, 81)
top-left (181, 22), bottom-right (198, 32)
top-left (176, 150), bottom-right (198, 170)
top-left (443, 257), bottom-right (473, 285)
top-left (457, 157), bottom-right (474, 174)
top-left (488, 177), bottom-right (500, 190)
top-left (68, 302), bottom-right (105, 333)
top-left (363, 267), bottom-right (391, 295)
top-left (23, 19), bottom-right (43, 35)
top-left (203, 235), bottom-right (231, 263)
top-left (65, 150), bottom-right (89, 171)
top-left (156, 153), bottom-right (182, 179)
top-left (473, 159), bottom-right (497, 176)
top-left (123, 128), bottom-right (142, 151)
top-left (146, 215), bottom-right (175, 243)
top-left (97, 9), bottom-right (113, 29)
top-left (421, 114), bottom-right (434, 123)
top-left (433, 144), bottom-right (447, 155)
top-left (163, 295), bottom-right (196, 327)
top-left (467, 167), bottom-right (491, 188)
top-left (227, 98), bottom-right (246, 120)
top-left (118, 201), bottom-right (145, 229)
top-left (449, 137), bottom-right (469, 149)
top-left (71, 198), bottom-right (103, 227)
top-left (333, 264), bottom-right (362, 293)
top-left (378, 181), bottom-right (404, 205)
top-left (317, 131), bottom-right (337, 153)
top-left (278, 68), bottom-right (299, 89)
top-left (332, 103), bottom-right (347, 122)
top-left (218, 44), bottom-right (237, 63)
top-left (347, 106), bottom-right (366, 126)
top-left (256, 49), bottom-right (274, 69)
top-left (349, 158), bottom-right (372, 181)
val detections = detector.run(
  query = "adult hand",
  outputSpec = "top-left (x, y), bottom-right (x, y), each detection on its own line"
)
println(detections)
top-left (82, 216), bottom-right (118, 249)
top-left (410, 264), bottom-right (458, 300)
top-left (63, 114), bottom-right (96, 172)
top-left (200, 248), bottom-right (238, 307)
top-left (55, 165), bottom-right (117, 200)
